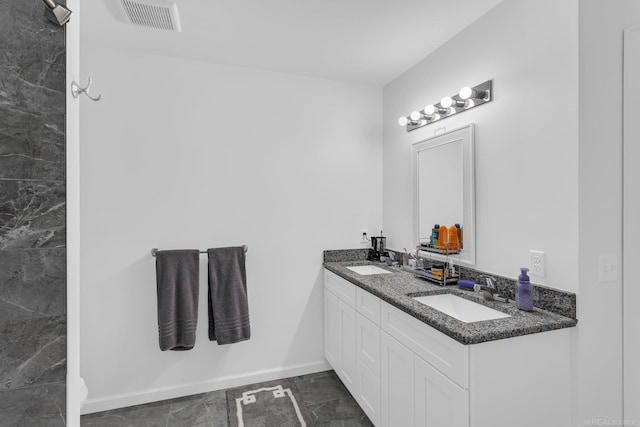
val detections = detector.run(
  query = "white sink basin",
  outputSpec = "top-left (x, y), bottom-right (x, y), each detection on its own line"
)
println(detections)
top-left (346, 265), bottom-right (392, 275)
top-left (413, 294), bottom-right (511, 323)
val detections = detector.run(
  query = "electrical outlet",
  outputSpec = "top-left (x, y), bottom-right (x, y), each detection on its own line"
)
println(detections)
top-left (529, 250), bottom-right (546, 277)
top-left (598, 254), bottom-right (617, 283)
top-left (360, 229), bottom-right (369, 244)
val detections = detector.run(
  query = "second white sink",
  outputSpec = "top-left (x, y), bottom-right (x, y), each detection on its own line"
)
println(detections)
top-left (346, 265), bottom-right (392, 275)
top-left (413, 293), bottom-right (511, 323)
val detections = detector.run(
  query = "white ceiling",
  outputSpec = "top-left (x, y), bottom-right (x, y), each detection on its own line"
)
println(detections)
top-left (84, 0), bottom-right (504, 86)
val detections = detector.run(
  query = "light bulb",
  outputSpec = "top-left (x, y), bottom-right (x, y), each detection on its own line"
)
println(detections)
top-left (441, 96), bottom-right (453, 108)
top-left (432, 114), bottom-right (441, 121)
top-left (459, 87), bottom-right (473, 100)
top-left (424, 105), bottom-right (435, 115)
top-left (410, 111), bottom-right (421, 121)
top-left (448, 107), bottom-right (457, 115)
top-left (398, 116), bottom-right (409, 126)
top-left (464, 99), bottom-right (475, 109)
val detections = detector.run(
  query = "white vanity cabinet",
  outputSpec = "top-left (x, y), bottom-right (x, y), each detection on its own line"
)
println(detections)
top-left (380, 302), bottom-right (468, 427)
top-left (323, 269), bottom-right (571, 427)
top-left (324, 270), bottom-right (357, 396)
top-left (355, 288), bottom-right (382, 425)
top-left (380, 330), bottom-right (415, 426)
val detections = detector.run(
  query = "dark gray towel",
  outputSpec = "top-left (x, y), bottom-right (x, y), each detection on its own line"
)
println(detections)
top-left (207, 247), bottom-right (250, 345)
top-left (155, 249), bottom-right (200, 351)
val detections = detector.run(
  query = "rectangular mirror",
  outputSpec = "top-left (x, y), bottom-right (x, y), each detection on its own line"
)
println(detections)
top-left (412, 124), bottom-right (475, 265)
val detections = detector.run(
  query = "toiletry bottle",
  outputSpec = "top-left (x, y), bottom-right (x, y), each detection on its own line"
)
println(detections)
top-left (447, 225), bottom-right (458, 250)
top-left (515, 267), bottom-right (533, 311)
top-left (433, 224), bottom-right (440, 247)
top-left (455, 224), bottom-right (463, 249)
top-left (438, 225), bottom-right (448, 249)
top-left (449, 260), bottom-right (456, 276)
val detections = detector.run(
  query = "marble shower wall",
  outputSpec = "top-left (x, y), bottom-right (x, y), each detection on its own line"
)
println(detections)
top-left (0, 0), bottom-right (67, 425)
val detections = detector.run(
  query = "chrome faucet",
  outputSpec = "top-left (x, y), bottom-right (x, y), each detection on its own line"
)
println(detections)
top-left (475, 275), bottom-right (508, 302)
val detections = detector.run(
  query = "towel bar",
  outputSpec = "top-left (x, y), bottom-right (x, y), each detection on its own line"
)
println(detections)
top-left (151, 245), bottom-right (248, 257)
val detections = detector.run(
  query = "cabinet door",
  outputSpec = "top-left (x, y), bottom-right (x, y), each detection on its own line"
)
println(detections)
top-left (414, 355), bottom-right (469, 427)
top-left (338, 299), bottom-right (357, 396)
top-left (357, 360), bottom-right (381, 426)
top-left (381, 331), bottom-right (415, 427)
top-left (324, 287), bottom-right (340, 369)
top-left (357, 313), bottom-right (381, 376)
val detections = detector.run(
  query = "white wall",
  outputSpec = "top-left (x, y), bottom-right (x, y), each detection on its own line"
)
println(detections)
top-left (623, 10), bottom-right (640, 425)
top-left (79, 47), bottom-right (382, 412)
top-left (577, 1), bottom-right (640, 425)
top-left (383, 0), bottom-right (580, 292)
top-left (384, 1), bottom-right (640, 426)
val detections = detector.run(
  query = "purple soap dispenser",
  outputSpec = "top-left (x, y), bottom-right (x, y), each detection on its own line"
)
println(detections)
top-left (515, 267), bottom-right (533, 311)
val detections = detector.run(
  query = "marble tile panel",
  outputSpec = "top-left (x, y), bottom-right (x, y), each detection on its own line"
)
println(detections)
top-left (0, 381), bottom-right (66, 427)
top-left (0, 313), bottom-right (66, 344)
top-left (0, 315), bottom-right (66, 390)
top-left (0, 107), bottom-right (65, 181)
top-left (0, 180), bottom-right (66, 249)
top-left (294, 370), bottom-right (352, 405)
top-left (0, 249), bottom-right (66, 323)
top-left (0, 0), bottom-right (65, 114)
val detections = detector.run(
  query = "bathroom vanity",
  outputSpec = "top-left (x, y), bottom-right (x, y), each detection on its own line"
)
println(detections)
top-left (323, 258), bottom-right (576, 427)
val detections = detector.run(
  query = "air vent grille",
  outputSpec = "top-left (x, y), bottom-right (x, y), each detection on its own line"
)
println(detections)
top-left (120, 0), bottom-right (181, 32)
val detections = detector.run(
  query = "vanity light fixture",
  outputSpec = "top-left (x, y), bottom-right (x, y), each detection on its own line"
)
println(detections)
top-left (459, 86), bottom-right (489, 101)
top-left (398, 80), bottom-right (492, 132)
top-left (424, 104), bottom-right (447, 116)
top-left (440, 96), bottom-right (465, 108)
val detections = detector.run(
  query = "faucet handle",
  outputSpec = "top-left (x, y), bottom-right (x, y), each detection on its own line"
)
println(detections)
top-left (479, 275), bottom-right (497, 289)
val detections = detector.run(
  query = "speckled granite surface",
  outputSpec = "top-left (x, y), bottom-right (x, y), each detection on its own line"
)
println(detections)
top-left (323, 254), bottom-right (577, 345)
top-left (323, 249), bottom-right (369, 262)
top-left (365, 248), bottom-right (576, 319)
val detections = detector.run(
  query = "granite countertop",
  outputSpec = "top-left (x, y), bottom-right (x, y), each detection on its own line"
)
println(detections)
top-left (323, 260), bottom-right (577, 345)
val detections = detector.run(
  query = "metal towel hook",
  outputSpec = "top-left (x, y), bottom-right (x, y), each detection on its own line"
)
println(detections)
top-left (71, 77), bottom-right (102, 102)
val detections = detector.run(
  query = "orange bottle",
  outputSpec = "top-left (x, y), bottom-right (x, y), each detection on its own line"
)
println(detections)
top-left (438, 225), bottom-right (448, 249)
top-left (455, 224), bottom-right (463, 249)
top-left (447, 225), bottom-right (458, 250)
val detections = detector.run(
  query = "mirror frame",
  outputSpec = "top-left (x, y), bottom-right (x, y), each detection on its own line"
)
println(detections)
top-left (412, 123), bottom-right (476, 265)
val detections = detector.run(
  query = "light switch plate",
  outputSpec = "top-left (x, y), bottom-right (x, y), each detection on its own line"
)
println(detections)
top-left (598, 254), bottom-right (618, 283)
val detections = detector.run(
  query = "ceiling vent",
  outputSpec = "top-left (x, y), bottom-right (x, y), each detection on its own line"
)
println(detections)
top-left (117, 0), bottom-right (182, 32)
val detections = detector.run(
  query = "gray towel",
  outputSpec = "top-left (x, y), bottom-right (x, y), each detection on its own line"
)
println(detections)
top-left (207, 247), bottom-right (250, 345)
top-left (155, 249), bottom-right (200, 351)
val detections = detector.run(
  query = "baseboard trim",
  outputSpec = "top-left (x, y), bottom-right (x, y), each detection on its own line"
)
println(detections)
top-left (81, 360), bottom-right (331, 415)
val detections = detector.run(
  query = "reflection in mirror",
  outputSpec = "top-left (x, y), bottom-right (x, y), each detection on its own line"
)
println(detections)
top-left (412, 124), bottom-right (475, 265)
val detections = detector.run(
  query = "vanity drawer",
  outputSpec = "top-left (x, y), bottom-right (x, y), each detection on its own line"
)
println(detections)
top-left (324, 270), bottom-right (356, 308)
top-left (357, 288), bottom-right (381, 325)
top-left (357, 312), bottom-right (380, 376)
top-left (380, 301), bottom-right (469, 388)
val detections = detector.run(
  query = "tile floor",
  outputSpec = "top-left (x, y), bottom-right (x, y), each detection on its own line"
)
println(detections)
top-left (81, 370), bottom-right (373, 426)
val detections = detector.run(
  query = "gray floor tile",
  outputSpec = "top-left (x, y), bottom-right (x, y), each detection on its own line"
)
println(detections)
top-left (306, 397), bottom-right (373, 427)
top-left (81, 370), bottom-right (369, 427)
top-left (293, 370), bottom-right (351, 406)
top-left (166, 390), bottom-right (228, 427)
